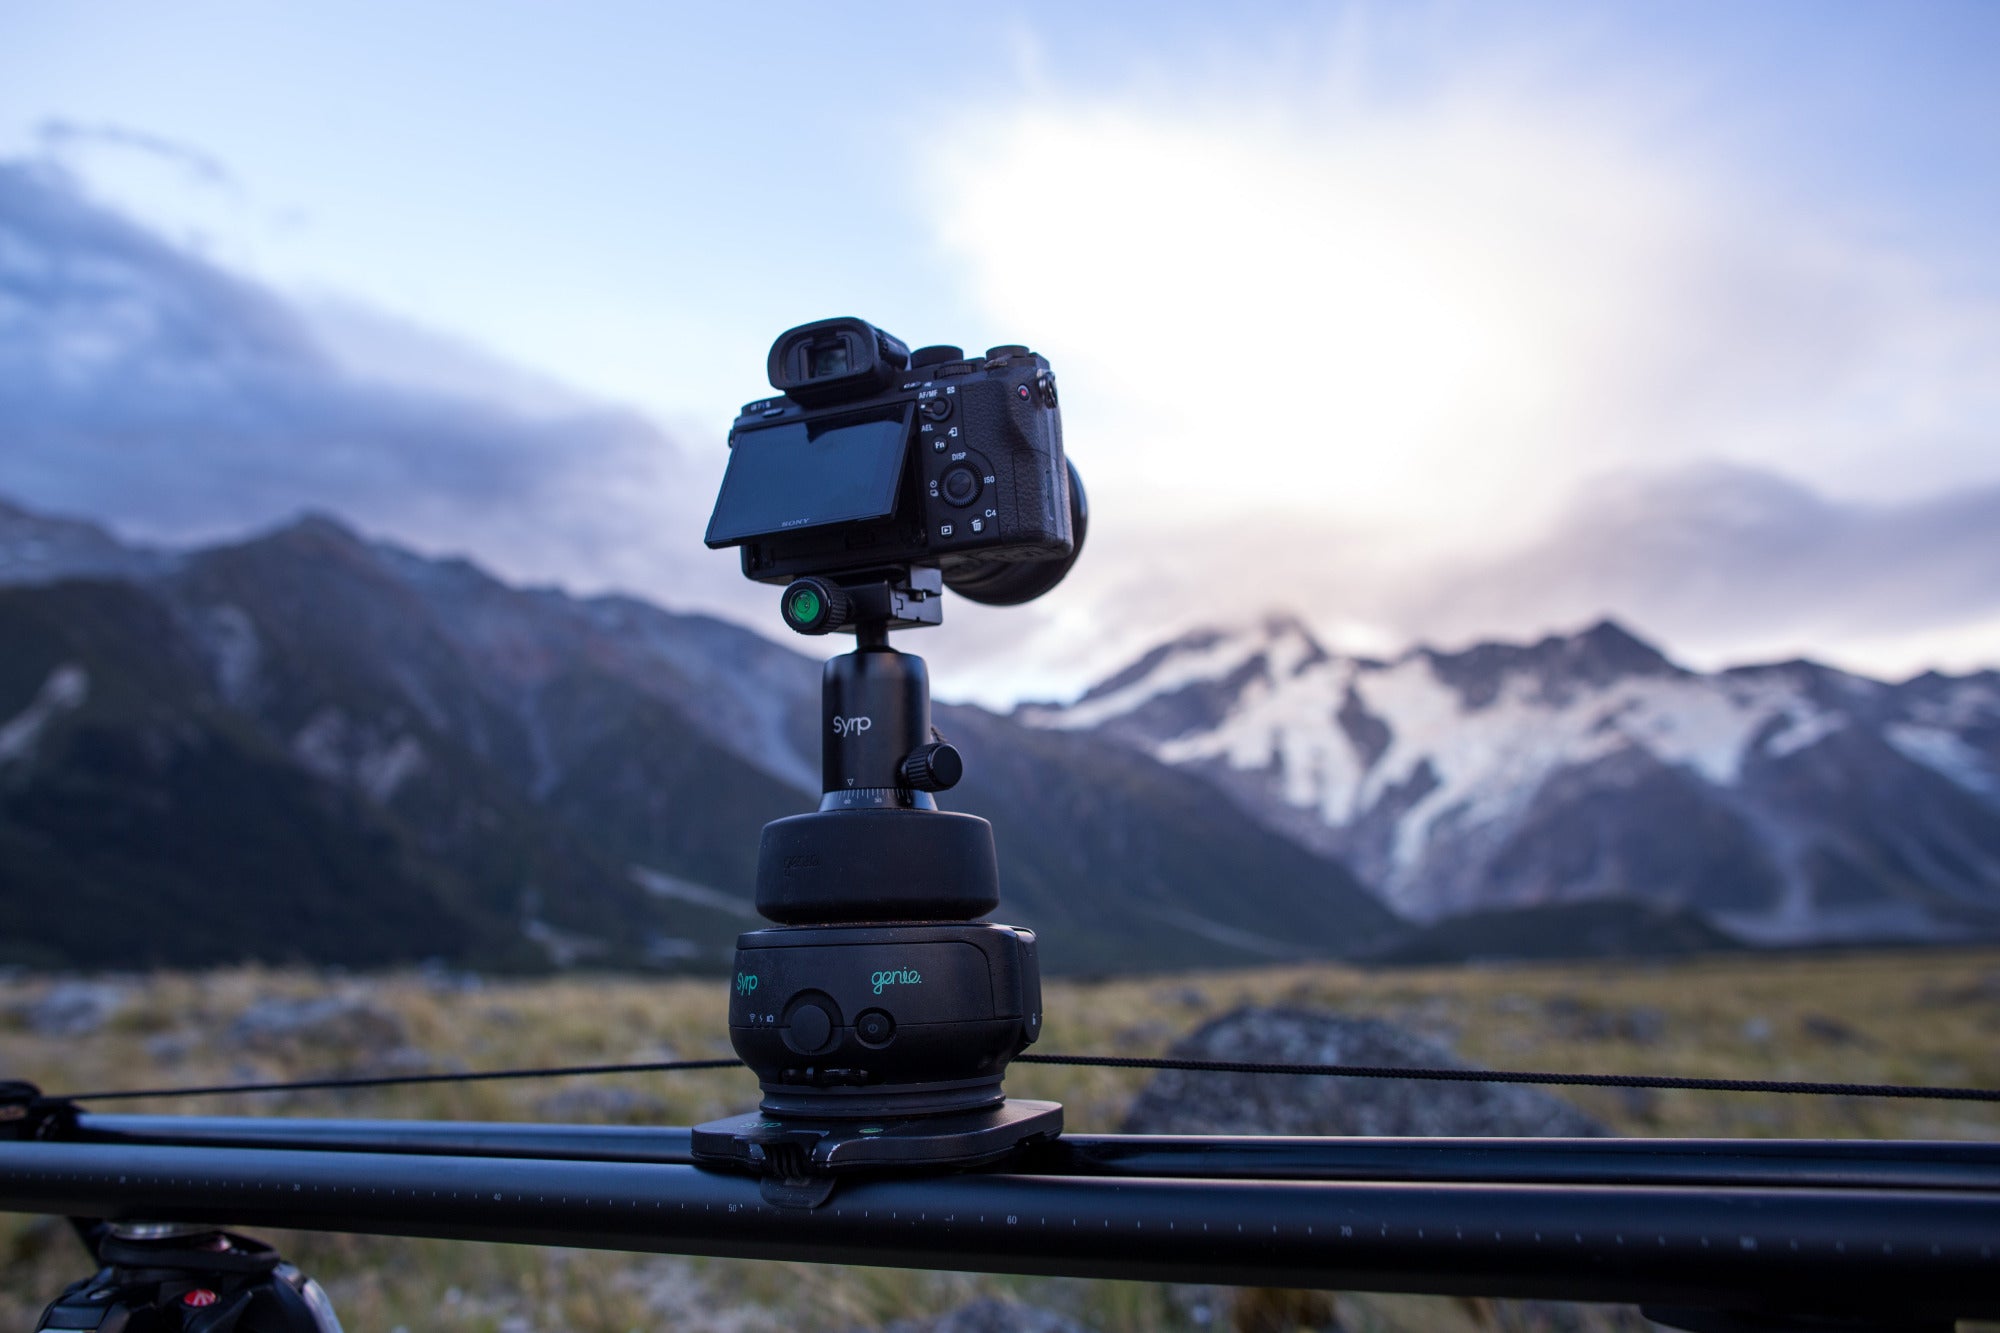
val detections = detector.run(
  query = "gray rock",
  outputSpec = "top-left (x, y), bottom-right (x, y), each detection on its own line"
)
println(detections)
top-left (28, 981), bottom-right (128, 1037)
top-left (1121, 1006), bottom-right (1605, 1137)
top-left (880, 1299), bottom-right (1089, 1333)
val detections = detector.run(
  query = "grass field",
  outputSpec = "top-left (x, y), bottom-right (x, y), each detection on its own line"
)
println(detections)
top-left (4, 948), bottom-right (1997, 1331)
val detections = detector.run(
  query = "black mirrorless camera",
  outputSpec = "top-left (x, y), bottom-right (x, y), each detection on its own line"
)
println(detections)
top-left (693, 319), bottom-right (1081, 1191)
top-left (705, 317), bottom-right (1085, 628)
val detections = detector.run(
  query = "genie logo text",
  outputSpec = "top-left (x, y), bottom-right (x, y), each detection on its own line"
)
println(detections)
top-left (871, 967), bottom-right (921, 995)
top-left (832, 715), bottom-right (872, 738)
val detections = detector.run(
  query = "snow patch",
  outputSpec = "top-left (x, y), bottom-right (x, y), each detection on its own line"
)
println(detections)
top-left (357, 736), bottom-right (426, 802)
top-left (0, 664), bottom-right (89, 765)
top-left (1041, 617), bottom-right (1324, 732)
top-left (1885, 724), bottom-right (1997, 797)
top-left (631, 865), bottom-right (759, 919)
top-left (1762, 708), bottom-right (1845, 759)
top-left (195, 604), bottom-right (262, 706)
top-left (524, 918), bottom-right (608, 967)
top-left (1047, 631), bottom-right (1268, 731)
top-left (289, 708), bottom-right (427, 801)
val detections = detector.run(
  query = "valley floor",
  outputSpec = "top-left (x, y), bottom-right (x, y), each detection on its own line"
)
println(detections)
top-left (3, 948), bottom-right (1998, 1331)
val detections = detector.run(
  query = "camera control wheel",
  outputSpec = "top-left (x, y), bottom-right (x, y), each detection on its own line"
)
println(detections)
top-left (941, 465), bottom-right (982, 507)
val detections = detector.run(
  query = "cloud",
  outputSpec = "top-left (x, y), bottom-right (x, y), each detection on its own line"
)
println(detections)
top-left (0, 160), bottom-right (742, 608)
top-left (933, 86), bottom-right (2000, 527)
top-left (1408, 463), bottom-right (2000, 675)
top-left (4, 87), bottom-right (1996, 709)
top-left (905, 46), bottom-right (2000, 697)
top-left (35, 120), bottom-right (237, 191)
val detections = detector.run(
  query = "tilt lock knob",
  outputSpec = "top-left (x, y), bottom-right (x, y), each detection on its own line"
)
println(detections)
top-left (780, 578), bottom-right (851, 635)
top-left (900, 741), bottom-right (963, 792)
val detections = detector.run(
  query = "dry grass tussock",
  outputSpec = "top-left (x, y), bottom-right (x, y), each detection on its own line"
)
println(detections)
top-left (3, 949), bottom-right (1998, 1331)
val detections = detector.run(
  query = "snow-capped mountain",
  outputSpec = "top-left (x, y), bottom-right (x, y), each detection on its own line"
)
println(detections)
top-left (1022, 616), bottom-right (2000, 943)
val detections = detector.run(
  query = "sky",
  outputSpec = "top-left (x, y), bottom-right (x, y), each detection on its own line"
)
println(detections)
top-left (2, 2), bottom-right (1998, 704)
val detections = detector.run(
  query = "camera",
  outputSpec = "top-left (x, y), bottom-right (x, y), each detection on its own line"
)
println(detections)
top-left (704, 317), bottom-right (1085, 625)
top-left (691, 319), bottom-right (1075, 1189)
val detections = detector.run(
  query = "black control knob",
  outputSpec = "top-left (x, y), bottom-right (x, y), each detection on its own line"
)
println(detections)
top-left (940, 464), bottom-right (981, 507)
top-left (921, 396), bottom-right (953, 422)
top-left (910, 344), bottom-right (964, 368)
top-left (985, 344), bottom-right (1031, 361)
top-left (784, 1002), bottom-right (834, 1054)
top-left (780, 578), bottom-right (850, 635)
top-left (900, 741), bottom-right (963, 792)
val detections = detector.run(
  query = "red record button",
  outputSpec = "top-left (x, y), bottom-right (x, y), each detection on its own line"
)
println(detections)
top-left (182, 1288), bottom-right (220, 1307)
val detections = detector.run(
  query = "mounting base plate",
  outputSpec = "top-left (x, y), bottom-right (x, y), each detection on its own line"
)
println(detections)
top-left (691, 1098), bottom-right (1062, 1205)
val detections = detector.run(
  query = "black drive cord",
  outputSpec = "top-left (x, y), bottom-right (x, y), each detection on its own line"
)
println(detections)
top-left (54, 1053), bottom-right (2000, 1105)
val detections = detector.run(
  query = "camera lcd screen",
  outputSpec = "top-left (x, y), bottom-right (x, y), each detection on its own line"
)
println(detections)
top-left (705, 404), bottom-right (914, 546)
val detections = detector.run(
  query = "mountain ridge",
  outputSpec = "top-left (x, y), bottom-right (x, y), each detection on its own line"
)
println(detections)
top-left (1022, 613), bottom-right (2000, 942)
top-left (0, 496), bottom-right (1395, 973)
top-left (8, 493), bottom-right (1998, 964)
